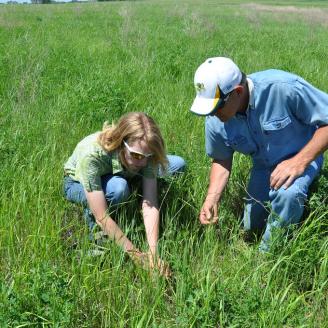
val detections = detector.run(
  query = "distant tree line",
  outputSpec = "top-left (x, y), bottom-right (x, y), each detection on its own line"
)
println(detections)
top-left (31, 0), bottom-right (51, 3)
top-left (31, 0), bottom-right (132, 2)
top-left (97, 0), bottom-right (136, 1)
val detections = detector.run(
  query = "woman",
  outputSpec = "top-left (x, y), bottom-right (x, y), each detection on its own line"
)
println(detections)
top-left (63, 112), bottom-right (185, 276)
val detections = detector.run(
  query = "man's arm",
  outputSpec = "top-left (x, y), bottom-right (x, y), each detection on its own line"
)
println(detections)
top-left (200, 158), bottom-right (232, 225)
top-left (270, 124), bottom-right (328, 190)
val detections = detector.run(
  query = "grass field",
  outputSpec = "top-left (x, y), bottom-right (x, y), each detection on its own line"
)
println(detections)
top-left (1, 0), bottom-right (328, 326)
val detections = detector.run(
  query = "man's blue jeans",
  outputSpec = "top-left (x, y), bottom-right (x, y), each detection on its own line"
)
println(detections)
top-left (63, 155), bottom-right (186, 231)
top-left (243, 155), bottom-right (323, 251)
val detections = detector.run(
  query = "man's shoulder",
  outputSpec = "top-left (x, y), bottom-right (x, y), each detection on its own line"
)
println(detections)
top-left (205, 116), bottom-right (224, 131)
top-left (205, 116), bottom-right (235, 139)
top-left (249, 69), bottom-right (299, 85)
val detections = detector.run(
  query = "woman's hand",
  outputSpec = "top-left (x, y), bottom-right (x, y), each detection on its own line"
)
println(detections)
top-left (127, 250), bottom-right (171, 278)
top-left (126, 249), bottom-right (145, 265)
top-left (147, 252), bottom-right (172, 278)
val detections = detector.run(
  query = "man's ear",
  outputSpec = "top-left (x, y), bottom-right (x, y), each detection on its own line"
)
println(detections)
top-left (234, 85), bottom-right (244, 95)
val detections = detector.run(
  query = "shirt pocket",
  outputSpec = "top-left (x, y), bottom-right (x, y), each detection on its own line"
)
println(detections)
top-left (262, 116), bottom-right (292, 145)
top-left (225, 135), bottom-right (256, 155)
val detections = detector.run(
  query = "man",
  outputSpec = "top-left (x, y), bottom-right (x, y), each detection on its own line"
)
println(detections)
top-left (190, 57), bottom-right (328, 251)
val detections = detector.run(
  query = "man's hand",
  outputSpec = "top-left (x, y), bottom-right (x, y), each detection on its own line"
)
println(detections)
top-left (199, 196), bottom-right (219, 225)
top-left (199, 158), bottom-right (231, 225)
top-left (270, 157), bottom-right (307, 190)
top-left (271, 125), bottom-right (328, 190)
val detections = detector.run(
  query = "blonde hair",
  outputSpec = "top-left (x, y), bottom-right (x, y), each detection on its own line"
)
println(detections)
top-left (98, 112), bottom-right (168, 170)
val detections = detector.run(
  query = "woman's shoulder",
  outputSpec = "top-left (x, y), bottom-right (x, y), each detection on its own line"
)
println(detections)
top-left (78, 132), bottom-right (101, 146)
top-left (74, 132), bottom-right (108, 158)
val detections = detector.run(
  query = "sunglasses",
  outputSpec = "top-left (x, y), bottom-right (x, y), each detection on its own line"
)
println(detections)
top-left (123, 140), bottom-right (153, 160)
top-left (209, 88), bottom-right (234, 116)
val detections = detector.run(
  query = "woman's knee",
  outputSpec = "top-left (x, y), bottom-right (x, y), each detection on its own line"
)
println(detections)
top-left (105, 177), bottom-right (130, 205)
top-left (63, 177), bottom-right (88, 205)
top-left (166, 155), bottom-right (186, 175)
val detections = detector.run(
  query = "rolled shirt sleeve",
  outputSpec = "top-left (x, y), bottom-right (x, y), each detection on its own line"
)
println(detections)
top-left (77, 154), bottom-right (103, 192)
top-left (205, 116), bottom-right (234, 160)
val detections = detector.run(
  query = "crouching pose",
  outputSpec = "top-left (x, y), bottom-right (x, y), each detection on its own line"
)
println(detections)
top-left (190, 57), bottom-right (328, 252)
top-left (63, 112), bottom-right (185, 276)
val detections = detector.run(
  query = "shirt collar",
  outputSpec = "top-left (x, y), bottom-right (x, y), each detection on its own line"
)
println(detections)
top-left (235, 78), bottom-right (254, 119)
top-left (247, 77), bottom-right (254, 109)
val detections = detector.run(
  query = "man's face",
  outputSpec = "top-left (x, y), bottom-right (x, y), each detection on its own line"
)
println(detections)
top-left (212, 90), bottom-right (239, 122)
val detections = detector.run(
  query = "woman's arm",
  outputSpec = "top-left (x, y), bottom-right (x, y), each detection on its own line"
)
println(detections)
top-left (142, 177), bottom-right (171, 277)
top-left (85, 189), bottom-right (137, 252)
top-left (142, 177), bottom-right (159, 256)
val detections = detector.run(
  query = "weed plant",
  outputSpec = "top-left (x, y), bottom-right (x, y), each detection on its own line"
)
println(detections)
top-left (0, 0), bottom-right (328, 326)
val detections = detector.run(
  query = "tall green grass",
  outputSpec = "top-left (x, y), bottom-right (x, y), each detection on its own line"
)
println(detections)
top-left (1, 0), bottom-right (328, 326)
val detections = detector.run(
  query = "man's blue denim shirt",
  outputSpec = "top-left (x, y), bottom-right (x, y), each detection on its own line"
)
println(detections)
top-left (205, 69), bottom-right (328, 168)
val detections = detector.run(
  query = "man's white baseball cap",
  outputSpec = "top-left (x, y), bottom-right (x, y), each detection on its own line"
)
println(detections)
top-left (190, 57), bottom-right (242, 116)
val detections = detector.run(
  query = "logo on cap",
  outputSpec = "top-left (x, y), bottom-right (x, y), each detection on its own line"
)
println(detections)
top-left (195, 82), bottom-right (205, 92)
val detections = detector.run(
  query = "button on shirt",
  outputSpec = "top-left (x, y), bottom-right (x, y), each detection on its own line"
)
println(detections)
top-left (205, 69), bottom-right (328, 168)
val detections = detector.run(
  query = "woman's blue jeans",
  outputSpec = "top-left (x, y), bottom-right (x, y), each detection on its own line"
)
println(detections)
top-left (243, 155), bottom-right (323, 251)
top-left (63, 155), bottom-right (186, 231)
